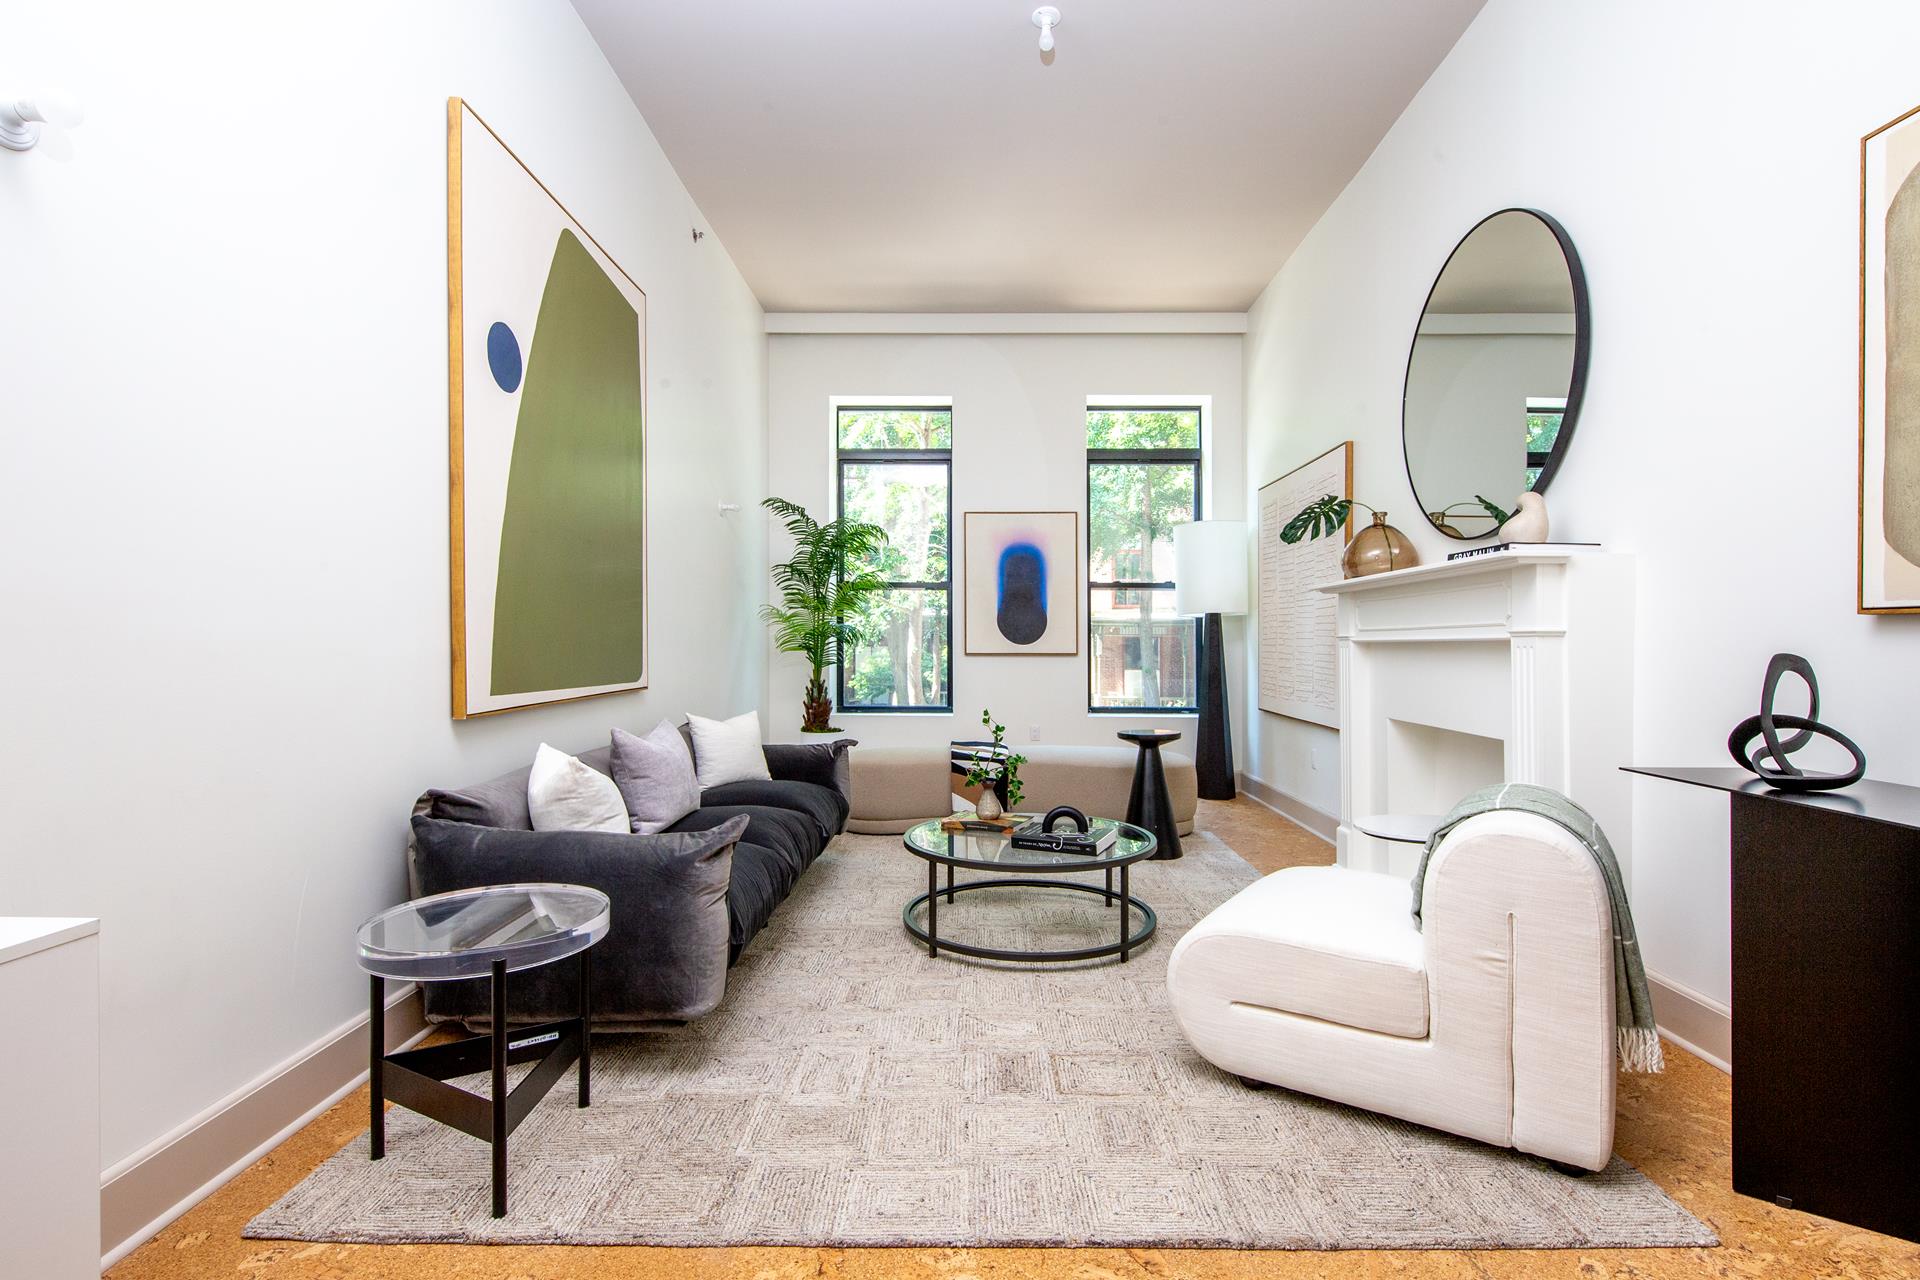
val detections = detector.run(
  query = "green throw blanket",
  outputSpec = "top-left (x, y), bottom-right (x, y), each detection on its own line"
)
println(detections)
top-left (1412, 783), bottom-right (1664, 1074)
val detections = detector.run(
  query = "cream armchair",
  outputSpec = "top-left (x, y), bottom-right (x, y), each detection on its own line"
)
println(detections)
top-left (1166, 810), bottom-right (1617, 1170)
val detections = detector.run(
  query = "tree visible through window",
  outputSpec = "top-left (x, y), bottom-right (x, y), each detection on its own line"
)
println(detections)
top-left (1525, 396), bottom-right (1566, 491)
top-left (1086, 407), bottom-right (1201, 711)
top-left (836, 407), bottom-right (952, 711)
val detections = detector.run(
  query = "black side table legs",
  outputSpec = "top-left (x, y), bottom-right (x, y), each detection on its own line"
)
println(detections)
top-left (489, 959), bottom-right (508, 1219)
top-left (1119, 729), bottom-right (1183, 859)
top-left (366, 952), bottom-right (594, 1218)
top-left (369, 974), bottom-right (385, 1160)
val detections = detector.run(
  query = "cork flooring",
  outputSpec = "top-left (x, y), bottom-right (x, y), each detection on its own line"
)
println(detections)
top-left (108, 797), bottom-right (1920, 1280)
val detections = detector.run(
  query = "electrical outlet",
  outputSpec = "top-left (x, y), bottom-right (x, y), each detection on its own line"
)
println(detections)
top-left (1028, 725), bottom-right (1042, 742)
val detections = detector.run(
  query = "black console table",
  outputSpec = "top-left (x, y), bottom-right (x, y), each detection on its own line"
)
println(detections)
top-left (1624, 765), bottom-right (1920, 1243)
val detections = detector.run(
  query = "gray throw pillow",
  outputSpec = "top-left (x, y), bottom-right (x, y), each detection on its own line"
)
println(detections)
top-left (426, 767), bottom-right (535, 830)
top-left (762, 738), bottom-right (858, 805)
top-left (610, 722), bottom-right (702, 835)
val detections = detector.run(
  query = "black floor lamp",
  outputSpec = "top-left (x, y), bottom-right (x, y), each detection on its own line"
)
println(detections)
top-left (1173, 520), bottom-right (1249, 801)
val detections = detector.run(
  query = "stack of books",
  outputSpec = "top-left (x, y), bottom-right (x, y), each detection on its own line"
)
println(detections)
top-left (1010, 821), bottom-right (1118, 856)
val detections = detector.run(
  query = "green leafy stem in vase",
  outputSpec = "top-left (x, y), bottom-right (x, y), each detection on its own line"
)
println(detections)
top-left (1429, 496), bottom-right (1513, 527)
top-left (1280, 493), bottom-right (1508, 545)
top-left (962, 709), bottom-right (1027, 810)
top-left (1279, 494), bottom-right (1374, 544)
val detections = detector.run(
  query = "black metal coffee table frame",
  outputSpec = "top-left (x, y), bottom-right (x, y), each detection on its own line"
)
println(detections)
top-left (901, 819), bottom-right (1159, 963)
top-left (368, 951), bottom-right (591, 1218)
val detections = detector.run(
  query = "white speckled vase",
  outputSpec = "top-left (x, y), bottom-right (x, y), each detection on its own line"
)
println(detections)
top-left (1499, 492), bottom-right (1550, 543)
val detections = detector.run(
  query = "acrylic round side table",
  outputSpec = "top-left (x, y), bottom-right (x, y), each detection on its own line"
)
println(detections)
top-left (356, 882), bottom-right (608, 1218)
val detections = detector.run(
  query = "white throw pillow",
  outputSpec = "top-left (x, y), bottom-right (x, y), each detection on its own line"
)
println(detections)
top-left (527, 743), bottom-right (631, 833)
top-left (609, 721), bottom-right (702, 835)
top-left (687, 710), bottom-right (771, 789)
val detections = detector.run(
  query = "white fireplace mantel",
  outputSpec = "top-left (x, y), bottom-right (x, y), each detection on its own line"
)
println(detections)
top-left (1315, 548), bottom-right (1634, 880)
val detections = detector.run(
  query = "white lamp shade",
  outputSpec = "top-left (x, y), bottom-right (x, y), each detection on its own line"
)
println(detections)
top-left (1172, 520), bottom-right (1249, 616)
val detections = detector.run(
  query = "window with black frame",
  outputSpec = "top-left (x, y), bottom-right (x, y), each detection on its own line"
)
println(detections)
top-left (836, 406), bottom-right (952, 711)
top-left (1086, 406), bottom-right (1202, 712)
top-left (1524, 396), bottom-right (1566, 491)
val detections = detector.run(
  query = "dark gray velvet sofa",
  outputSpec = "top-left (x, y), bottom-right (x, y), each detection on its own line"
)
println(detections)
top-left (405, 735), bottom-right (852, 1027)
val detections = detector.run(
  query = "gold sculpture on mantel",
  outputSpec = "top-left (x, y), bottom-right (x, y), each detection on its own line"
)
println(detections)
top-left (1281, 495), bottom-right (1420, 578)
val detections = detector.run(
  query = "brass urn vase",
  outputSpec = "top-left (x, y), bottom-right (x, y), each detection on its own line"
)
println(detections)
top-left (1342, 511), bottom-right (1419, 577)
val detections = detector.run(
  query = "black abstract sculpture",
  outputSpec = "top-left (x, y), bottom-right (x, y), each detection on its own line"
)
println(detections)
top-left (1726, 653), bottom-right (1865, 791)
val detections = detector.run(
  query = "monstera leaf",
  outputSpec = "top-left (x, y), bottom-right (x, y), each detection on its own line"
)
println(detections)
top-left (1280, 494), bottom-right (1354, 544)
top-left (1474, 494), bottom-right (1513, 526)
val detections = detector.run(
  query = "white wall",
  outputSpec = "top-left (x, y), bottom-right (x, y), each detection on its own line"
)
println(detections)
top-left (766, 332), bottom-right (1244, 750)
top-left (0, 0), bottom-right (765, 1176)
top-left (1243, 0), bottom-right (1920, 1012)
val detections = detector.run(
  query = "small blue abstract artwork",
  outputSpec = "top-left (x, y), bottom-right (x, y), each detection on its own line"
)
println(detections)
top-left (996, 543), bottom-right (1048, 644)
top-left (964, 511), bottom-right (1079, 656)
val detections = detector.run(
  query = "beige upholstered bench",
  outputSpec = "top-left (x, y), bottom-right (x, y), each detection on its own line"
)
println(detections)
top-left (847, 744), bottom-right (1197, 837)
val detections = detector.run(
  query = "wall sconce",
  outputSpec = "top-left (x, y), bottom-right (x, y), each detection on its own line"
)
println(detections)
top-left (1, 93), bottom-right (83, 152)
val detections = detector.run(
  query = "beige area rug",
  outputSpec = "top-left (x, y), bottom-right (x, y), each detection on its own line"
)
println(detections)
top-left (247, 833), bottom-right (1717, 1249)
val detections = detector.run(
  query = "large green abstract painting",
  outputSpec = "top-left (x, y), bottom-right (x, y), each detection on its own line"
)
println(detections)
top-left (448, 99), bottom-right (648, 716)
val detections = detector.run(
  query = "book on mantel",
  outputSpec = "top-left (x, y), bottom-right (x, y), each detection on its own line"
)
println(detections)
top-left (1445, 540), bottom-right (1600, 562)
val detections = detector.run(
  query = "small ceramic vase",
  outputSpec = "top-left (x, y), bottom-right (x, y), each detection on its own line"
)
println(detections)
top-left (1343, 512), bottom-right (1420, 577)
top-left (975, 788), bottom-right (1004, 821)
top-left (1499, 492), bottom-right (1550, 543)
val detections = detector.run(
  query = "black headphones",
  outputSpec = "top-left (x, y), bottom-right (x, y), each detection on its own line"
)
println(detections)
top-left (1040, 805), bottom-right (1090, 834)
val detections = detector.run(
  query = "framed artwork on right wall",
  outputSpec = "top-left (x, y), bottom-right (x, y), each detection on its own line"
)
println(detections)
top-left (1861, 100), bottom-right (1920, 612)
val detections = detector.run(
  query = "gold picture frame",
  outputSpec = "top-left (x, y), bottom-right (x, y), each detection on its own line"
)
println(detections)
top-left (1256, 441), bottom-right (1352, 727)
top-left (448, 98), bottom-right (650, 716)
top-left (1859, 99), bottom-right (1920, 613)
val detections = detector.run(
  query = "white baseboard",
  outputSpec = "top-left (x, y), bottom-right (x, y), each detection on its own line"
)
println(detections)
top-left (1235, 772), bottom-right (1339, 845)
top-left (100, 984), bottom-right (428, 1270)
top-left (1647, 970), bottom-right (1731, 1074)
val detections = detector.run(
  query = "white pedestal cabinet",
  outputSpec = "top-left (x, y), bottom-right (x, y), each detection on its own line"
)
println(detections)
top-left (0, 918), bottom-right (101, 1279)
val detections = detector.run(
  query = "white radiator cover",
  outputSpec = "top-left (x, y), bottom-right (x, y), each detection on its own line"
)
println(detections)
top-left (1317, 549), bottom-right (1635, 881)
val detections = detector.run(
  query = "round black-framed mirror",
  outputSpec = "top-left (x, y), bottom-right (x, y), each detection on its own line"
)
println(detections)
top-left (1400, 208), bottom-right (1590, 540)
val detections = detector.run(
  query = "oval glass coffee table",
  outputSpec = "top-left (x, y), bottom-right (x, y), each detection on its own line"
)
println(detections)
top-left (900, 817), bottom-right (1157, 963)
top-left (357, 882), bottom-right (609, 1218)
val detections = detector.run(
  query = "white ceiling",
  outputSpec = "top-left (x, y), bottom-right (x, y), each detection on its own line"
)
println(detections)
top-left (571, 0), bottom-right (1485, 313)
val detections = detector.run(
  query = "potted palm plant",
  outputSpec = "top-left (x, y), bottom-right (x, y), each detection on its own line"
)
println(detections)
top-left (760, 496), bottom-right (889, 733)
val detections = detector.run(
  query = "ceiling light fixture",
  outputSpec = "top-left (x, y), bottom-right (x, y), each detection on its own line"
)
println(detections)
top-left (1032, 6), bottom-right (1060, 54)
top-left (0, 92), bottom-right (83, 153)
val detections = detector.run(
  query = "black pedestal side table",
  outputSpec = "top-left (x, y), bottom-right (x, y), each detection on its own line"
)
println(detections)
top-left (1118, 728), bottom-right (1183, 859)
top-left (357, 883), bottom-right (609, 1218)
